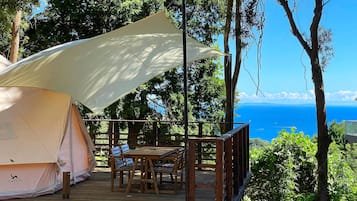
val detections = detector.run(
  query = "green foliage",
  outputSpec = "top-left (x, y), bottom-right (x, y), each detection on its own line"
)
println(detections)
top-left (0, 0), bottom-right (39, 57)
top-left (249, 138), bottom-right (269, 150)
top-left (24, 0), bottom-right (158, 55)
top-left (245, 129), bottom-right (357, 201)
top-left (345, 143), bottom-right (357, 173)
top-left (245, 130), bottom-right (317, 201)
top-left (118, 86), bottom-right (156, 120)
top-left (328, 143), bottom-right (357, 201)
top-left (0, 7), bottom-right (13, 55)
top-left (328, 121), bottom-right (345, 147)
top-left (241, 0), bottom-right (265, 48)
top-left (328, 121), bottom-right (357, 175)
top-left (165, 0), bottom-right (226, 44)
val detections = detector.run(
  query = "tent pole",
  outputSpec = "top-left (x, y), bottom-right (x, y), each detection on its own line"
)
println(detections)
top-left (182, 1), bottom-right (189, 201)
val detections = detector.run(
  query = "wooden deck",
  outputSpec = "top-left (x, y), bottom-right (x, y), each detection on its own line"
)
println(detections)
top-left (17, 169), bottom-right (216, 201)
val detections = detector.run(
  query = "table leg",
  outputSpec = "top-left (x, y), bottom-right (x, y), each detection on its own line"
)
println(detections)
top-left (139, 158), bottom-right (147, 192)
top-left (144, 158), bottom-right (149, 192)
top-left (148, 159), bottom-right (159, 194)
top-left (125, 157), bottom-right (138, 193)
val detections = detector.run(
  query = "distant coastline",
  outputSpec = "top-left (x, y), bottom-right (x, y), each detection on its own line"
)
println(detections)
top-left (235, 103), bottom-right (357, 141)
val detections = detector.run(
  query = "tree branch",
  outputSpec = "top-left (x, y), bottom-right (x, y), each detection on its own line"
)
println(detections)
top-left (310, 0), bottom-right (323, 64)
top-left (277, 0), bottom-right (312, 57)
top-left (224, 0), bottom-right (233, 84)
top-left (232, 0), bottom-right (242, 90)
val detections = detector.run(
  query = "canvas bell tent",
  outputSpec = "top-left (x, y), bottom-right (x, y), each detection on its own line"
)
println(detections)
top-left (0, 86), bottom-right (96, 200)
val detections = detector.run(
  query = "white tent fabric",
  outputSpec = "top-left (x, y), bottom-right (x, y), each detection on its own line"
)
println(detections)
top-left (0, 86), bottom-right (96, 199)
top-left (0, 11), bottom-right (223, 113)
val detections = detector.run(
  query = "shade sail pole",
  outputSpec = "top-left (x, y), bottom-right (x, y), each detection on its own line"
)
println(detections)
top-left (182, 1), bottom-right (189, 201)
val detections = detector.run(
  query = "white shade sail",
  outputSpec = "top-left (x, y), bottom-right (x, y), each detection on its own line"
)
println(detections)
top-left (0, 55), bottom-right (11, 70)
top-left (0, 11), bottom-right (224, 113)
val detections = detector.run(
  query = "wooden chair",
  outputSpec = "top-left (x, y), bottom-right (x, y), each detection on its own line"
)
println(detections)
top-left (110, 145), bottom-right (134, 192)
top-left (153, 148), bottom-right (185, 193)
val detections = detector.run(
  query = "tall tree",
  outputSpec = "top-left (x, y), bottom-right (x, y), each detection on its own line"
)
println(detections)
top-left (9, 10), bottom-right (21, 62)
top-left (158, 0), bottom-right (227, 125)
top-left (223, 0), bottom-right (264, 132)
top-left (0, 0), bottom-right (39, 62)
top-left (223, 0), bottom-right (233, 133)
top-left (276, 0), bottom-right (333, 200)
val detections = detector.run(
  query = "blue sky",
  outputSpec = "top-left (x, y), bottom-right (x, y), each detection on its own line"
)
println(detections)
top-left (224, 1), bottom-right (357, 105)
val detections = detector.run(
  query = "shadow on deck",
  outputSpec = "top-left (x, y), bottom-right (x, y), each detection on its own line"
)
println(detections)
top-left (17, 169), bottom-right (216, 201)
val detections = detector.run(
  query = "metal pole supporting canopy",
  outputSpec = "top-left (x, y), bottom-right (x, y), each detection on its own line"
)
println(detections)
top-left (181, 0), bottom-right (189, 201)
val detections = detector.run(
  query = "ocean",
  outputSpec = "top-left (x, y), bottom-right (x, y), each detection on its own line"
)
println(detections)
top-left (234, 103), bottom-right (357, 141)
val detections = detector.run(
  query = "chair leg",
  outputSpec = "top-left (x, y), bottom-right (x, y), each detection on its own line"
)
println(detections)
top-left (111, 171), bottom-right (115, 192)
top-left (170, 173), bottom-right (174, 182)
top-left (118, 171), bottom-right (122, 190)
top-left (179, 171), bottom-right (183, 189)
top-left (173, 174), bottom-right (178, 194)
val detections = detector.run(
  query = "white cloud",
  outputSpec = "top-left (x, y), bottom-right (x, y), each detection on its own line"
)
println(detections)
top-left (238, 90), bottom-right (357, 104)
top-left (325, 91), bottom-right (357, 103)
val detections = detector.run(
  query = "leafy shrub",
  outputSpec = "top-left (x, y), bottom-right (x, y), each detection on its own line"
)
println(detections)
top-left (245, 129), bottom-right (317, 201)
top-left (244, 129), bottom-right (357, 201)
top-left (328, 143), bottom-right (357, 201)
top-left (328, 121), bottom-right (345, 147)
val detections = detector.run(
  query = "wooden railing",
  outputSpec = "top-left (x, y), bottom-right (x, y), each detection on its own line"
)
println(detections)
top-left (187, 123), bottom-right (250, 201)
top-left (84, 119), bottom-right (250, 200)
top-left (84, 119), bottom-right (242, 168)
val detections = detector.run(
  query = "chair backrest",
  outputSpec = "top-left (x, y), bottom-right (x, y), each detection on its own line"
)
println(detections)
top-left (120, 144), bottom-right (130, 152)
top-left (120, 144), bottom-right (134, 166)
top-left (176, 149), bottom-right (185, 170)
top-left (112, 146), bottom-right (125, 168)
top-left (159, 148), bottom-right (184, 171)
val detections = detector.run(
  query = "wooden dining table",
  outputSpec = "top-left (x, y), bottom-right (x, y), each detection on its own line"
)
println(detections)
top-left (122, 146), bottom-right (182, 194)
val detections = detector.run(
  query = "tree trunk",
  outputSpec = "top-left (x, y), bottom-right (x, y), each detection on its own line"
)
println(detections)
top-left (310, 2), bottom-right (330, 200)
top-left (312, 62), bottom-right (330, 201)
top-left (230, 0), bottom-right (243, 131)
top-left (127, 122), bottom-right (144, 148)
top-left (276, 0), bottom-right (330, 199)
top-left (233, 0), bottom-right (243, 90)
top-left (10, 10), bottom-right (22, 63)
top-left (223, 0), bottom-right (233, 134)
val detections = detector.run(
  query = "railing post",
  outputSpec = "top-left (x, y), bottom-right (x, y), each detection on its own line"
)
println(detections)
top-left (225, 137), bottom-right (233, 201)
top-left (114, 121), bottom-right (120, 146)
top-left (153, 121), bottom-right (158, 146)
top-left (238, 129), bottom-right (244, 187)
top-left (245, 125), bottom-right (250, 177)
top-left (242, 127), bottom-right (247, 179)
top-left (188, 140), bottom-right (196, 201)
top-left (197, 122), bottom-right (203, 170)
top-left (117, 120), bottom-right (122, 144)
top-left (233, 130), bottom-right (239, 194)
top-left (108, 121), bottom-right (113, 147)
top-left (92, 123), bottom-right (97, 144)
top-left (216, 139), bottom-right (224, 201)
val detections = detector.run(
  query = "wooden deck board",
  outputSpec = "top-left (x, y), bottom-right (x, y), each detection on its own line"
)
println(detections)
top-left (16, 171), bottom-right (216, 201)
